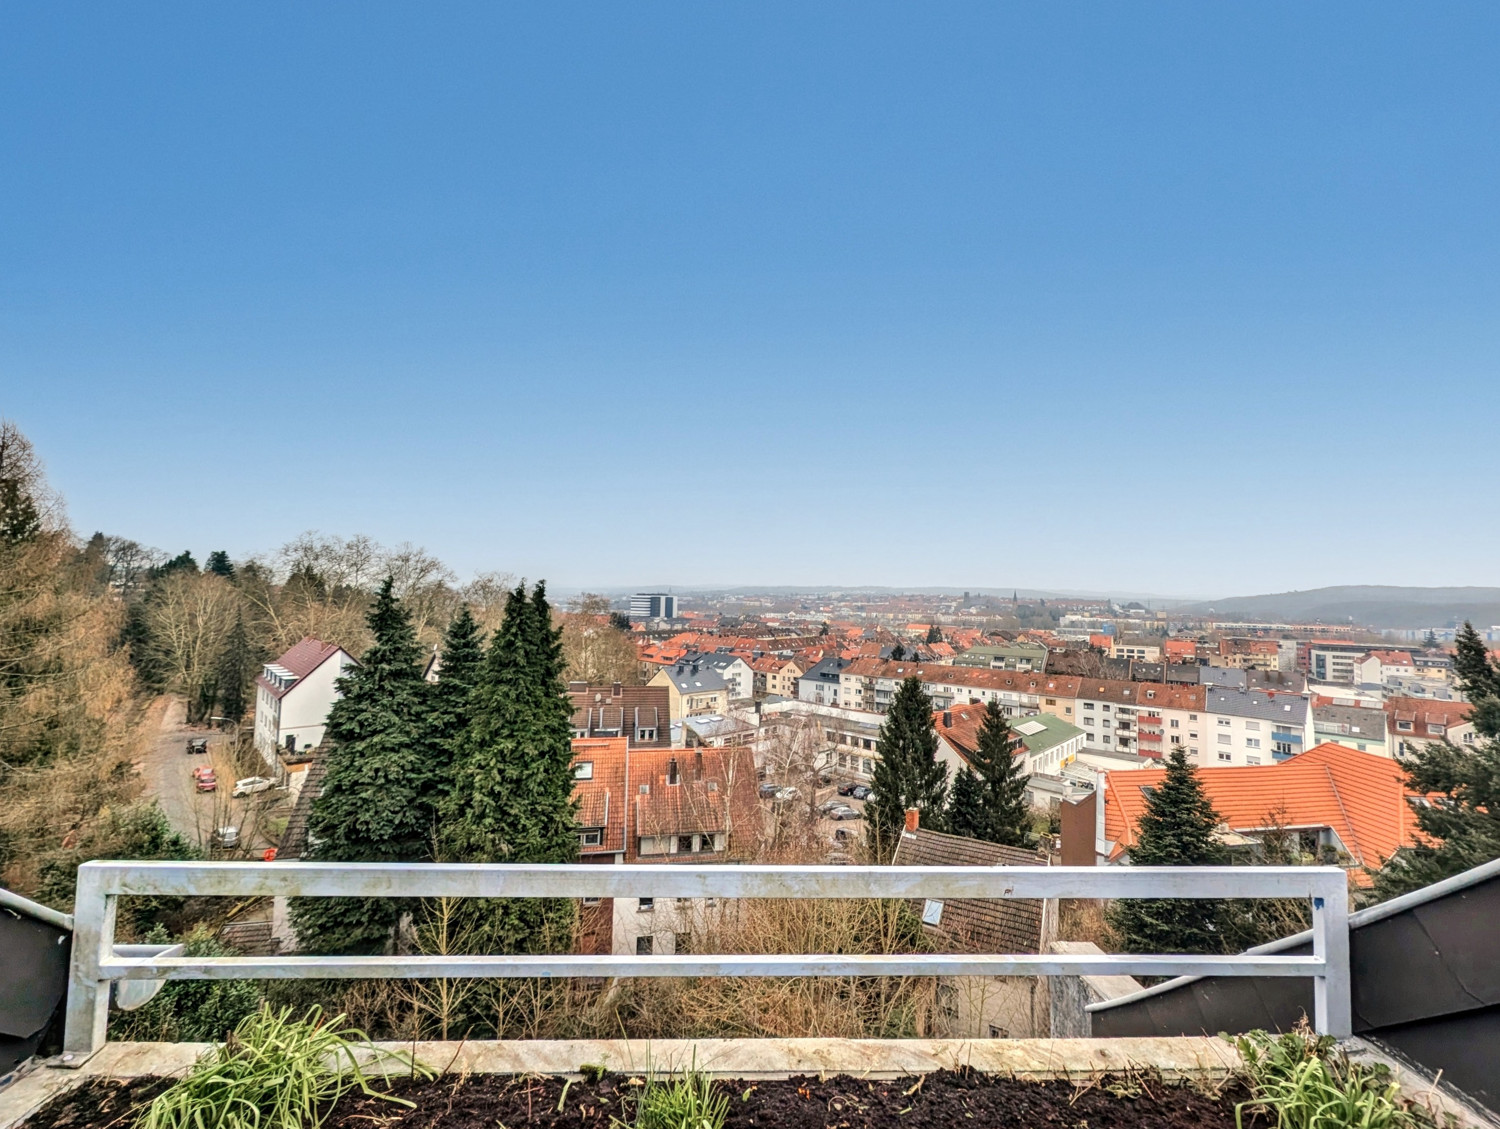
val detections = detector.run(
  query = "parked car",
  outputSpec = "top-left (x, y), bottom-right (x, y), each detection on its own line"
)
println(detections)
top-left (758, 782), bottom-right (781, 799)
top-left (850, 785), bottom-right (872, 800)
top-left (212, 826), bottom-right (239, 849)
top-left (829, 805), bottom-right (862, 820)
top-left (831, 827), bottom-right (854, 844)
top-left (817, 799), bottom-right (844, 815)
top-left (195, 773), bottom-right (217, 792)
top-left (185, 738), bottom-right (209, 755)
top-left (191, 765), bottom-right (215, 780)
top-left (773, 786), bottom-right (799, 802)
top-left (232, 776), bottom-right (274, 798)
top-left (836, 782), bottom-right (860, 797)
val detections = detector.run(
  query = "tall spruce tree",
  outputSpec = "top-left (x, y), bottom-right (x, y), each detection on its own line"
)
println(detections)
top-left (213, 613), bottom-right (255, 726)
top-left (443, 582), bottom-right (579, 952)
top-left (1373, 621), bottom-right (1500, 899)
top-left (868, 676), bottom-right (948, 858)
top-left (419, 605), bottom-right (485, 854)
top-left (1106, 747), bottom-right (1229, 954)
top-left (964, 700), bottom-right (1031, 846)
top-left (205, 550), bottom-right (236, 580)
top-left (291, 578), bottom-right (432, 954)
top-left (945, 768), bottom-right (986, 839)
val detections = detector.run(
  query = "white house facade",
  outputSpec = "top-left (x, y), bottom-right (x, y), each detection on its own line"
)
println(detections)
top-left (253, 637), bottom-right (358, 765)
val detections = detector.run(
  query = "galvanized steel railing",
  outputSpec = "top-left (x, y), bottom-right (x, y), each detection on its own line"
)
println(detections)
top-left (63, 860), bottom-right (1351, 1056)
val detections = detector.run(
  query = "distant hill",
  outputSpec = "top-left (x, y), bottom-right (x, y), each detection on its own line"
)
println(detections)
top-left (1181, 586), bottom-right (1500, 630)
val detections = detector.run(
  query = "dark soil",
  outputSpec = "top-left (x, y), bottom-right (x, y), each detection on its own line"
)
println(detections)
top-left (26, 1070), bottom-right (1253, 1129)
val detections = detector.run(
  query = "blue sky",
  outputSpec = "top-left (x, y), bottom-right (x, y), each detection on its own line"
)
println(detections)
top-left (3, 3), bottom-right (1498, 597)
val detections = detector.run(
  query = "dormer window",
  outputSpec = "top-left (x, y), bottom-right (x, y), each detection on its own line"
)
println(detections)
top-left (574, 762), bottom-right (593, 780)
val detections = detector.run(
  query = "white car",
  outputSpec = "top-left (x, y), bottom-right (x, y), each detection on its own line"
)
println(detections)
top-left (232, 776), bottom-right (274, 797)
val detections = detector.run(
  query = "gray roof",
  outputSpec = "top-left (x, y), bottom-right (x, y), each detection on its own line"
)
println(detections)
top-left (799, 656), bottom-right (851, 684)
top-left (665, 662), bottom-right (728, 693)
top-left (1204, 686), bottom-right (1309, 725)
top-left (1312, 704), bottom-right (1386, 735)
top-left (1200, 667), bottom-right (1249, 689)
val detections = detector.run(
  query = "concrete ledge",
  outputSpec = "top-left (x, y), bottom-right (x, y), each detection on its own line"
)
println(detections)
top-left (0, 1037), bottom-right (1240, 1127)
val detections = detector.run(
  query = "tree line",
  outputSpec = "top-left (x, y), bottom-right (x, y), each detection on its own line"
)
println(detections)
top-left (290, 577), bottom-right (580, 960)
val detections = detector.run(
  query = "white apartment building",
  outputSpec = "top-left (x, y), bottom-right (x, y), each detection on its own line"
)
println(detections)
top-left (1202, 687), bottom-right (1312, 766)
top-left (253, 638), bottom-right (358, 764)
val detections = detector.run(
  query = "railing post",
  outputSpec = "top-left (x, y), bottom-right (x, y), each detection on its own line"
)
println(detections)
top-left (1311, 872), bottom-right (1351, 1038)
top-left (62, 863), bottom-right (116, 1061)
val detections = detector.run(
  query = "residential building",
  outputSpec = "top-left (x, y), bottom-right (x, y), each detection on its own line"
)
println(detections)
top-left (892, 819), bottom-right (1054, 1038)
top-left (1072, 679), bottom-right (1206, 761)
top-left (568, 681), bottom-right (671, 747)
top-left (1213, 637), bottom-right (1282, 670)
top-left (798, 656), bottom-right (852, 706)
top-left (1385, 697), bottom-right (1475, 759)
top-left (952, 642), bottom-right (1049, 671)
top-left (1109, 639), bottom-right (1161, 663)
top-left (648, 661), bottom-right (730, 721)
top-left (1202, 687), bottom-right (1312, 766)
top-left (1162, 638), bottom-right (1199, 664)
top-left (1354, 650), bottom-right (1416, 688)
top-left (571, 738), bottom-right (760, 955)
top-left (252, 637), bottom-right (358, 764)
top-left (675, 651), bottom-right (754, 701)
top-left (1080, 741), bottom-right (1434, 884)
top-left (629, 592), bottom-right (677, 621)
top-left (1311, 702), bottom-right (1390, 758)
top-left (932, 705), bottom-right (1086, 803)
top-left (1307, 640), bottom-right (1375, 684)
top-left (750, 654), bottom-right (804, 698)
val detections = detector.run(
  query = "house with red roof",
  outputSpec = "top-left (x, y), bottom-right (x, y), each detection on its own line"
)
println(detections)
top-left (1073, 741), bottom-right (1430, 883)
top-left (253, 637), bottom-right (358, 763)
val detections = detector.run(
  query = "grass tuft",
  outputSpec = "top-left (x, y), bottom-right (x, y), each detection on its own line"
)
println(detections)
top-left (136, 1004), bottom-right (430, 1129)
top-left (1234, 1029), bottom-right (1430, 1129)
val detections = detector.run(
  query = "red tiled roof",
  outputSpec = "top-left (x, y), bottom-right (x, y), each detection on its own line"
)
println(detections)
top-left (1384, 697), bottom-right (1471, 733)
top-left (630, 746), bottom-right (760, 853)
top-left (255, 638), bottom-right (350, 700)
top-left (572, 737), bottom-right (629, 857)
top-left (1102, 742), bottom-right (1429, 881)
top-left (1365, 650), bottom-right (1414, 666)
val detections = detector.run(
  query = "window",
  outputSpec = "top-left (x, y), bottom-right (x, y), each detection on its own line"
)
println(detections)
top-left (636, 728), bottom-right (657, 742)
top-left (1102, 704), bottom-right (1111, 712)
top-left (1245, 721), bottom-right (1260, 732)
top-left (1246, 756), bottom-right (1261, 765)
top-left (1083, 716), bottom-right (1095, 726)
top-left (677, 835), bottom-right (695, 853)
top-left (1245, 738), bottom-right (1261, 749)
top-left (1189, 731), bottom-right (1199, 739)
top-left (574, 762), bottom-right (593, 780)
top-left (1190, 714), bottom-right (1198, 721)
top-left (1218, 752), bottom-right (1233, 762)
top-left (580, 829), bottom-right (602, 847)
top-left (1170, 719), bottom-right (1180, 729)
top-left (582, 897), bottom-right (601, 907)
top-left (1083, 702), bottom-right (1094, 711)
top-left (989, 1025), bottom-right (1008, 1039)
top-left (1102, 720), bottom-right (1112, 729)
top-left (1397, 721), bottom-right (1413, 731)
top-left (638, 898), bottom-right (655, 912)
top-left (1217, 718), bottom-right (1231, 727)
top-left (1427, 724), bottom-right (1445, 735)
top-left (1274, 741), bottom-right (1293, 756)
top-left (636, 936), bottom-right (653, 955)
top-left (1218, 734), bottom-right (1232, 745)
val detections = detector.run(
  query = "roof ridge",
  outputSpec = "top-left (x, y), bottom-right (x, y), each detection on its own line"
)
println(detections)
top-left (1322, 762), bottom-right (1364, 867)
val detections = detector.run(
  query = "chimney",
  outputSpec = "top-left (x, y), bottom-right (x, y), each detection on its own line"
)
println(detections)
top-left (941, 710), bottom-right (952, 728)
top-left (612, 681), bottom-right (623, 698)
top-left (904, 808), bottom-right (920, 834)
top-left (694, 749), bottom-right (704, 781)
top-left (667, 757), bottom-right (680, 786)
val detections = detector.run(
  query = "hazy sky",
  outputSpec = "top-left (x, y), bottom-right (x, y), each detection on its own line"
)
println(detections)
top-left (4, 4), bottom-right (1498, 598)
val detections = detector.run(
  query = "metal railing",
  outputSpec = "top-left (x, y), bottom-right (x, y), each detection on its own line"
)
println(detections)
top-left (64, 860), bottom-right (1351, 1056)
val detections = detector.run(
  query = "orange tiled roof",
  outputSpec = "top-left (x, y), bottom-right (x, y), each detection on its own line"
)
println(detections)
top-left (1384, 697), bottom-right (1471, 732)
top-left (1102, 742), bottom-right (1428, 880)
top-left (571, 737), bottom-right (630, 856)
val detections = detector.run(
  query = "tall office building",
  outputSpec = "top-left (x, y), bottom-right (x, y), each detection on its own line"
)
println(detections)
top-left (629, 592), bottom-right (677, 621)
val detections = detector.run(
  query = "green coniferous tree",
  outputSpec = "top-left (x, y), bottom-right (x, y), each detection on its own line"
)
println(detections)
top-left (443, 583), bottom-right (579, 952)
top-left (419, 605), bottom-right (485, 853)
top-left (868, 676), bottom-right (947, 858)
top-left (291, 578), bottom-right (432, 954)
top-left (1106, 747), bottom-right (1229, 954)
top-left (1372, 622), bottom-right (1500, 899)
top-left (967, 700), bottom-right (1031, 846)
top-left (204, 550), bottom-right (236, 580)
top-left (925, 625), bottom-right (942, 645)
top-left (214, 613), bottom-right (255, 727)
top-left (945, 768), bottom-right (985, 839)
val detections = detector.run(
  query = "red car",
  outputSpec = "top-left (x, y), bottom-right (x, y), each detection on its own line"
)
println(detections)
top-left (195, 772), bottom-right (218, 792)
